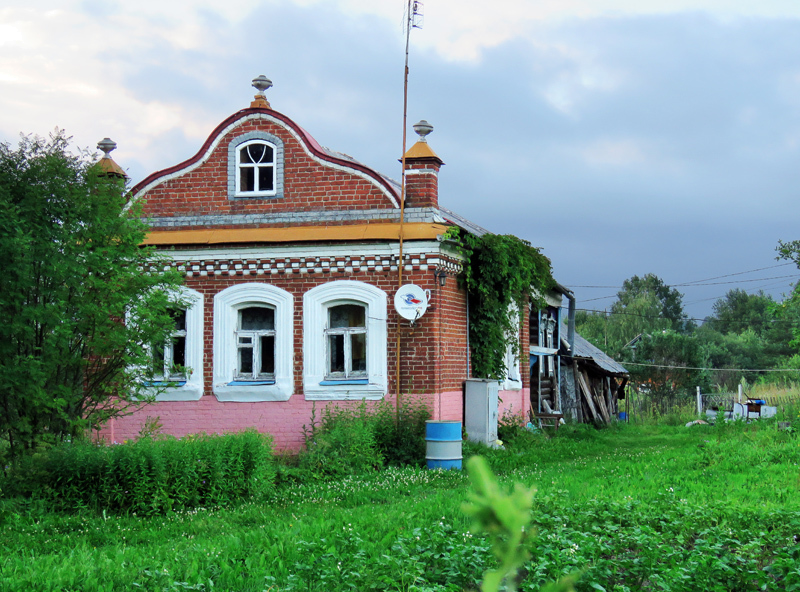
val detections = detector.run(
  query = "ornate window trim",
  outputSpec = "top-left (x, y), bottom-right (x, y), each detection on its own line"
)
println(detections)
top-left (147, 287), bottom-right (205, 402)
top-left (304, 281), bottom-right (387, 400)
top-left (213, 283), bottom-right (293, 401)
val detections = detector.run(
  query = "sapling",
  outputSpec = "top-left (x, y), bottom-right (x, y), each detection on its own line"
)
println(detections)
top-left (462, 455), bottom-right (578, 592)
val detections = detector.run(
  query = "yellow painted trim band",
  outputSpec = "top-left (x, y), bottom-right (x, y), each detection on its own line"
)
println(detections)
top-left (143, 223), bottom-right (449, 245)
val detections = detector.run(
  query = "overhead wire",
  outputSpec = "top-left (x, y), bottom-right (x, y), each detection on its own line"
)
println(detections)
top-left (568, 262), bottom-right (797, 289)
top-left (622, 361), bottom-right (800, 372)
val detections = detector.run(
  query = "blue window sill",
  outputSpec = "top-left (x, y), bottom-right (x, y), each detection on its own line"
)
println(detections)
top-left (320, 379), bottom-right (369, 386)
top-left (144, 380), bottom-right (187, 387)
top-left (227, 380), bottom-right (276, 386)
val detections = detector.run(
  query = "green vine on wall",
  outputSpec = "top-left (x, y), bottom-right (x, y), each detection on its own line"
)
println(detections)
top-left (445, 227), bottom-right (555, 381)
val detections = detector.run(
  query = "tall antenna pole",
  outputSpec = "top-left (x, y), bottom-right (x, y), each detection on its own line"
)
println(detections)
top-left (399, 0), bottom-right (414, 289)
top-left (397, 0), bottom-right (421, 422)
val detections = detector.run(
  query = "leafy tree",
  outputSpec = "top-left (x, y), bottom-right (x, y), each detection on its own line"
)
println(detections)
top-left (628, 330), bottom-right (705, 397)
top-left (704, 289), bottom-right (778, 336)
top-left (697, 288), bottom-right (795, 388)
top-left (613, 273), bottom-right (692, 334)
top-left (0, 132), bottom-right (184, 461)
top-left (575, 274), bottom-right (690, 360)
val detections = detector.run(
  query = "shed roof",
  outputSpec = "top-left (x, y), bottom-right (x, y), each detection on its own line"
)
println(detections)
top-left (564, 329), bottom-right (628, 375)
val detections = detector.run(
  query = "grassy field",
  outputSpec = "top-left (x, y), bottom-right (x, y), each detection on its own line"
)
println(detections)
top-left (2, 419), bottom-right (800, 591)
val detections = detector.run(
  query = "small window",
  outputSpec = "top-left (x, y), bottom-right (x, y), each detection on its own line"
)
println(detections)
top-left (153, 309), bottom-right (188, 380)
top-left (325, 304), bottom-right (367, 379)
top-left (236, 141), bottom-right (276, 196)
top-left (235, 306), bottom-right (276, 381)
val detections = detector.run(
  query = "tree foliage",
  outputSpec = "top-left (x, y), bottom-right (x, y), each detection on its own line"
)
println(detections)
top-left (628, 330), bottom-right (704, 396)
top-left (0, 132), bottom-right (184, 460)
top-left (575, 273), bottom-right (690, 359)
top-left (447, 229), bottom-right (554, 380)
top-left (613, 273), bottom-right (692, 334)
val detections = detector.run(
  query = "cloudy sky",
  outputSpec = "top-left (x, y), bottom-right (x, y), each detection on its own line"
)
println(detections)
top-left (2, 0), bottom-right (799, 320)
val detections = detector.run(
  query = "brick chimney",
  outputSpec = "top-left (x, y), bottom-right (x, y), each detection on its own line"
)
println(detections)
top-left (96, 138), bottom-right (128, 179)
top-left (402, 120), bottom-right (443, 209)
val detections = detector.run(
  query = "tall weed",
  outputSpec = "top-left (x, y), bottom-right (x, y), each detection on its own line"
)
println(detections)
top-left (1, 430), bottom-right (275, 514)
top-left (299, 399), bottom-right (430, 481)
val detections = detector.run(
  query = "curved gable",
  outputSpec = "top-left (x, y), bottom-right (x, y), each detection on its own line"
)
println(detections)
top-left (130, 108), bottom-right (400, 223)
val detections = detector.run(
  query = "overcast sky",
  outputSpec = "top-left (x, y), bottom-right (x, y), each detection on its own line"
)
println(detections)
top-left (2, 0), bottom-right (799, 321)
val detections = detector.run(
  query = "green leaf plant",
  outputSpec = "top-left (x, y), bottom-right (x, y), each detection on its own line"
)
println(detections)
top-left (462, 455), bottom-right (578, 592)
top-left (445, 228), bottom-right (555, 380)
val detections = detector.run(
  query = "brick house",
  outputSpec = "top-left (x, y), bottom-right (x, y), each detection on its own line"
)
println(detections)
top-left (100, 77), bottom-right (534, 450)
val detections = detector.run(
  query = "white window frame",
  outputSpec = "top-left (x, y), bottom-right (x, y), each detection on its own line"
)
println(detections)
top-left (304, 281), bottom-right (387, 400)
top-left (147, 286), bottom-right (204, 402)
top-left (503, 303), bottom-right (522, 391)
top-left (213, 283), bottom-right (293, 402)
top-left (235, 140), bottom-right (277, 197)
top-left (324, 303), bottom-right (368, 380)
top-left (235, 306), bottom-right (277, 381)
top-left (153, 309), bottom-right (188, 381)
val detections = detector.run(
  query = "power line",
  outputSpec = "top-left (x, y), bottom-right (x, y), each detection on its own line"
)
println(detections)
top-left (678, 262), bottom-right (795, 285)
top-left (622, 361), bottom-right (800, 373)
top-left (569, 273), bottom-right (799, 289)
top-left (567, 262), bottom-right (798, 290)
top-left (573, 306), bottom-right (796, 326)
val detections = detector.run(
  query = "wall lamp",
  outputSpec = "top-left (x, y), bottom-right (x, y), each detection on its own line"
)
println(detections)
top-left (433, 269), bottom-right (447, 287)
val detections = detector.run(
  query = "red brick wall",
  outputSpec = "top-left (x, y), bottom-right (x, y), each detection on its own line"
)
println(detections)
top-left (99, 260), bottom-right (479, 450)
top-left (137, 113), bottom-right (398, 225)
top-left (404, 160), bottom-right (440, 209)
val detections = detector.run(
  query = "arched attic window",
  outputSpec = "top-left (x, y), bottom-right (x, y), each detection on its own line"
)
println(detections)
top-left (228, 132), bottom-right (285, 200)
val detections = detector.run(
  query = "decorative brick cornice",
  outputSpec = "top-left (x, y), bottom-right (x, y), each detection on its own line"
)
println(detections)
top-left (150, 252), bottom-right (463, 278)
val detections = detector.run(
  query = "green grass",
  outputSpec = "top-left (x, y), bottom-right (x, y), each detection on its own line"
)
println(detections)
top-left (2, 421), bottom-right (800, 591)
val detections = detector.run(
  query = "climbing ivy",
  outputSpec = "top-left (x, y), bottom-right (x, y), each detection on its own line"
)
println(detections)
top-left (445, 227), bottom-right (555, 380)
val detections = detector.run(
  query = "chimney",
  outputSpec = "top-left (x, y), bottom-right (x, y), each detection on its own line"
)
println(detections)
top-left (402, 120), bottom-right (443, 209)
top-left (96, 138), bottom-right (127, 178)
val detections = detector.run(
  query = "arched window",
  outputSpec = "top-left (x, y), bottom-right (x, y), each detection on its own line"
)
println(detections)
top-left (144, 287), bottom-right (204, 402)
top-left (325, 304), bottom-right (367, 380)
top-left (236, 140), bottom-right (276, 196)
top-left (213, 283), bottom-right (293, 402)
top-left (304, 281), bottom-right (387, 400)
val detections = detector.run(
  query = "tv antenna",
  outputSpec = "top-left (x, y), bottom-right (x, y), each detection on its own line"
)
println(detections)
top-left (397, 0), bottom-right (424, 422)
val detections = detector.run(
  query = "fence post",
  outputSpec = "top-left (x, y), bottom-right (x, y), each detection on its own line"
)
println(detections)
top-left (738, 384), bottom-right (743, 404)
top-left (696, 386), bottom-right (702, 417)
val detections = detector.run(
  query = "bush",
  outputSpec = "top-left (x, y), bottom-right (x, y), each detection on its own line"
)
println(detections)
top-left (298, 399), bottom-right (431, 480)
top-left (496, 408), bottom-right (529, 445)
top-left (300, 403), bottom-right (384, 480)
top-left (373, 398), bottom-right (430, 466)
top-left (1, 430), bottom-right (275, 514)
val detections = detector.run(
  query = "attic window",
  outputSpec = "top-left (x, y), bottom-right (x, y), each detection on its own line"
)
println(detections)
top-left (236, 140), bottom-right (276, 196)
top-left (228, 130), bottom-right (284, 201)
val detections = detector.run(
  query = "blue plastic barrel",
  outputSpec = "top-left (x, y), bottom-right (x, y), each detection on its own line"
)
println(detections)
top-left (619, 412), bottom-right (627, 420)
top-left (425, 420), bottom-right (462, 470)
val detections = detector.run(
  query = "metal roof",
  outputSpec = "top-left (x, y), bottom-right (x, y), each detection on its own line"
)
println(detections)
top-left (564, 329), bottom-right (628, 375)
top-left (438, 206), bottom-right (491, 237)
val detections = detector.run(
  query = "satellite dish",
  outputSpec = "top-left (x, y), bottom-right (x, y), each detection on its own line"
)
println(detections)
top-left (394, 284), bottom-right (430, 321)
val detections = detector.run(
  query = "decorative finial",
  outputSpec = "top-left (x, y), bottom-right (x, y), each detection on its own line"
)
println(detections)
top-left (95, 138), bottom-right (127, 178)
top-left (251, 75), bottom-right (273, 108)
top-left (252, 75), bottom-right (273, 95)
top-left (97, 138), bottom-right (117, 157)
top-left (413, 120), bottom-right (433, 142)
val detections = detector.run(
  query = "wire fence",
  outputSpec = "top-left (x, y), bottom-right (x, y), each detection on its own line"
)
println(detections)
top-left (621, 386), bottom-right (800, 421)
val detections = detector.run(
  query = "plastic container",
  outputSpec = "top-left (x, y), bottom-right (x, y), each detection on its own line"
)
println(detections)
top-left (425, 420), bottom-right (462, 470)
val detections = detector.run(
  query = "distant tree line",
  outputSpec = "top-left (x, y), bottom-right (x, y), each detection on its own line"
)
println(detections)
top-left (574, 267), bottom-right (800, 397)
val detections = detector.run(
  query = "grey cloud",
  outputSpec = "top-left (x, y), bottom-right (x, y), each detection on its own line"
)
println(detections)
top-left (113, 8), bottom-right (800, 317)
